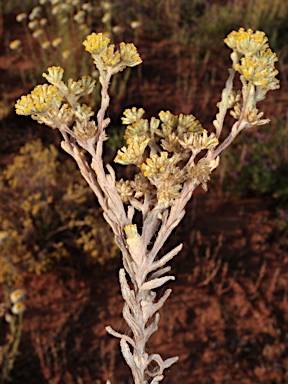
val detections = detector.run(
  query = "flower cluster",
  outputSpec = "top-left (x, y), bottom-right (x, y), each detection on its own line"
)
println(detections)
top-left (14, 28), bottom-right (280, 384)
top-left (15, 84), bottom-right (63, 115)
top-left (10, 289), bottom-right (26, 315)
top-left (224, 28), bottom-right (269, 56)
top-left (115, 109), bottom-right (218, 209)
top-left (225, 28), bottom-right (279, 95)
top-left (216, 28), bottom-right (280, 129)
top-left (83, 32), bottom-right (142, 72)
top-left (15, 67), bottom-right (97, 139)
top-left (83, 32), bottom-right (110, 55)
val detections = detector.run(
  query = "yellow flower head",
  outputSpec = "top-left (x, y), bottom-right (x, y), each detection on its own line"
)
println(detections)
top-left (15, 84), bottom-right (63, 115)
top-left (83, 32), bottom-right (110, 55)
top-left (159, 110), bottom-right (178, 128)
top-left (122, 107), bottom-right (145, 125)
top-left (234, 49), bottom-right (279, 89)
top-left (78, 76), bottom-right (96, 95)
top-left (141, 152), bottom-right (176, 177)
top-left (225, 28), bottom-right (279, 94)
top-left (101, 44), bottom-right (121, 67)
top-left (124, 119), bottom-right (150, 144)
top-left (178, 130), bottom-right (219, 151)
top-left (178, 114), bottom-right (204, 134)
top-left (224, 28), bottom-right (268, 56)
top-left (43, 66), bottom-right (64, 84)
top-left (114, 137), bottom-right (149, 165)
top-left (124, 224), bottom-right (138, 239)
top-left (119, 42), bottom-right (142, 67)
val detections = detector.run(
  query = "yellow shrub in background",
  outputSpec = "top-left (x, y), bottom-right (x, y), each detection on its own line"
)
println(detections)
top-left (0, 139), bottom-right (118, 282)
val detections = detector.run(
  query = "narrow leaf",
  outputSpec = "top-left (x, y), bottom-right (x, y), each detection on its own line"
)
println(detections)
top-left (163, 356), bottom-right (179, 368)
top-left (120, 339), bottom-right (135, 371)
top-left (139, 276), bottom-right (175, 292)
top-left (147, 244), bottom-right (182, 275)
top-left (149, 266), bottom-right (171, 280)
top-left (105, 326), bottom-right (135, 347)
top-left (119, 269), bottom-right (136, 311)
top-left (144, 313), bottom-right (159, 342)
top-left (147, 289), bottom-right (172, 319)
top-left (123, 303), bottom-right (141, 341)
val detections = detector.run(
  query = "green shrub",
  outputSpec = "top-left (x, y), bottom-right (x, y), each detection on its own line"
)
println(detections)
top-left (219, 118), bottom-right (288, 200)
top-left (0, 139), bottom-right (118, 281)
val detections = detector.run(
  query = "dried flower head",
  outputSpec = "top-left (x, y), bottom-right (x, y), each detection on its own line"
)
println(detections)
top-left (9, 40), bottom-right (22, 50)
top-left (29, 6), bottom-right (42, 21)
top-left (74, 119), bottom-right (97, 140)
top-left (131, 173), bottom-right (156, 199)
top-left (41, 41), bottom-right (51, 50)
top-left (52, 37), bottom-right (62, 48)
top-left (62, 50), bottom-right (71, 60)
top-left (74, 10), bottom-right (85, 24)
top-left (82, 3), bottom-right (93, 12)
top-left (157, 177), bottom-right (182, 208)
top-left (32, 29), bottom-right (44, 39)
top-left (78, 76), bottom-right (96, 95)
top-left (116, 179), bottom-right (134, 203)
top-left (11, 301), bottom-right (26, 315)
top-left (112, 25), bottom-right (123, 35)
top-left (131, 21), bottom-right (142, 30)
top-left (102, 12), bottom-right (111, 24)
top-left (28, 20), bottom-right (38, 30)
top-left (10, 289), bottom-right (26, 304)
top-left (16, 13), bottom-right (27, 23)
top-left (245, 108), bottom-right (270, 126)
top-left (40, 18), bottom-right (48, 27)
top-left (101, 1), bottom-right (111, 11)
top-left (187, 158), bottom-right (212, 191)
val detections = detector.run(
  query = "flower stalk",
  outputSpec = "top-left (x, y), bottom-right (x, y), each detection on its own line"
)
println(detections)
top-left (15, 29), bottom-right (279, 383)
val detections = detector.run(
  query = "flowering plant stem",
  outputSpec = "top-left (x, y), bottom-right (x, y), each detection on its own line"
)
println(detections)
top-left (15, 29), bottom-right (279, 383)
